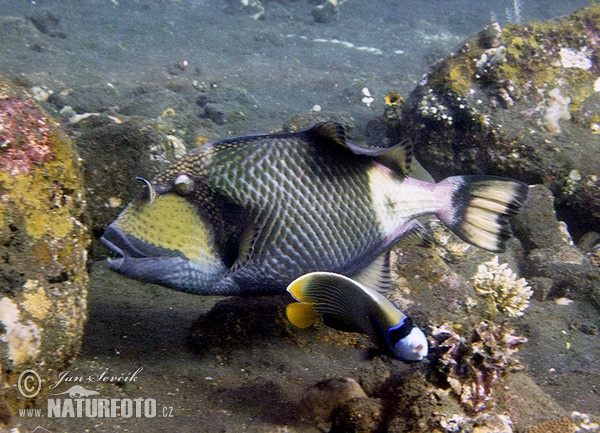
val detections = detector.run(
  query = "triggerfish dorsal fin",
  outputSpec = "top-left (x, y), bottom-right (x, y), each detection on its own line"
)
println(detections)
top-left (352, 252), bottom-right (392, 293)
top-left (306, 122), bottom-right (348, 152)
top-left (306, 122), bottom-right (414, 177)
top-left (373, 138), bottom-right (414, 178)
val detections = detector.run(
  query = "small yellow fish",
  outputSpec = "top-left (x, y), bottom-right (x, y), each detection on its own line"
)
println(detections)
top-left (286, 272), bottom-right (428, 361)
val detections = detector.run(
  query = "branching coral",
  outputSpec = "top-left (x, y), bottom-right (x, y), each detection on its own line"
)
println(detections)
top-left (429, 321), bottom-right (527, 414)
top-left (472, 256), bottom-right (532, 319)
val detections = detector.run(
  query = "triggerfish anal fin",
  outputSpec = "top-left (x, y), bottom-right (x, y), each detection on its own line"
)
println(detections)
top-left (352, 251), bottom-right (392, 293)
top-left (285, 272), bottom-right (428, 361)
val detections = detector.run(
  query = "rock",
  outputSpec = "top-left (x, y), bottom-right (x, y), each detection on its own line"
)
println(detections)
top-left (513, 185), bottom-right (597, 300)
top-left (330, 397), bottom-right (384, 433)
top-left (513, 185), bottom-right (571, 251)
top-left (196, 85), bottom-right (259, 128)
top-left (0, 74), bottom-right (89, 427)
top-left (71, 116), bottom-right (190, 259)
top-left (300, 377), bottom-right (368, 423)
top-left (312, 1), bottom-right (339, 24)
top-left (399, 4), bottom-right (600, 241)
top-left (223, 0), bottom-right (265, 20)
top-left (26, 9), bottom-right (66, 39)
top-left (496, 372), bottom-right (568, 430)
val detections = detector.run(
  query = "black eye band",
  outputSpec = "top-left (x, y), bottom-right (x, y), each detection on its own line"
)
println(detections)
top-left (386, 316), bottom-right (414, 343)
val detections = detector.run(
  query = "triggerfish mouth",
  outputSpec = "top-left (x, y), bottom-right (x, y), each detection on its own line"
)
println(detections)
top-left (286, 272), bottom-right (428, 362)
top-left (101, 122), bottom-right (529, 296)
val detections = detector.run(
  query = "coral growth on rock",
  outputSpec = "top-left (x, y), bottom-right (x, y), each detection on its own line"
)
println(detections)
top-left (523, 411), bottom-right (600, 433)
top-left (472, 256), bottom-right (533, 318)
top-left (429, 321), bottom-right (527, 413)
top-left (0, 94), bottom-right (54, 175)
top-left (401, 3), bottom-right (600, 240)
top-left (0, 73), bottom-right (89, 428)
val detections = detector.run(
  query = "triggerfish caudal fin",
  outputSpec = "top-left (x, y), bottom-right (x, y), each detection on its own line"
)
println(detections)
top-left (286, 272), bottom-right (428, 362)
top-left (437, 176), bottom-right (529, 252)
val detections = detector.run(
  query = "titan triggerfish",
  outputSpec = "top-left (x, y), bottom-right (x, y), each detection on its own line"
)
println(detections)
top-left (101, 122), bottom-right (529, 295)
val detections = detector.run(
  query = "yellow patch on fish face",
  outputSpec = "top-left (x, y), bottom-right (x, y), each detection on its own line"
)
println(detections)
top-left (112, 194), bottom-right (218, 266)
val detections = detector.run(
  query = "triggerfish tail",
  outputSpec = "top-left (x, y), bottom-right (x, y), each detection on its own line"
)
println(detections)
top-left (286, 272), bottom-right (428, 362)
top-left (436, 176), bottom-right (529, 252)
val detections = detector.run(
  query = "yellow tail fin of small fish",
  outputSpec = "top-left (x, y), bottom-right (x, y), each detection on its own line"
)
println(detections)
top-left (286, 302), bottom-right (320, 329)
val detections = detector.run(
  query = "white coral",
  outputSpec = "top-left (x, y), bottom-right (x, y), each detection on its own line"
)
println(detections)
top-left (472, 256), bottom-right (532, 318)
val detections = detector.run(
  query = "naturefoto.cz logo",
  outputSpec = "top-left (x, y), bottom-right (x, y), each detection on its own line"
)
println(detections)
top-left (18, 368), bottom-right (174, 419)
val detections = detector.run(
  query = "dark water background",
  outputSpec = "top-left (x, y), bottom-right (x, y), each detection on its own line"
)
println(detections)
top-left (0, 0), bottom-right (590, 131)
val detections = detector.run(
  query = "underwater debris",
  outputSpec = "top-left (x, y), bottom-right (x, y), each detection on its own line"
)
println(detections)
top-left (385, 92), bottom-right (404, 107)
top-left (383, 92), bottom-right (405, 125)
top-left (430, 321), bottom-right (527, 413)
top-left (542, 88), bottom-right (571, 135)
top-left (472, 256), bottom-right (532, 319)
top-left (361, 87), bottom-right (375, 108)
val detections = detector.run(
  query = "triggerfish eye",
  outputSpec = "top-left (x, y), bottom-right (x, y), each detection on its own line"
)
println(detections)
top-left (174, 174), bottom-right (194, 195)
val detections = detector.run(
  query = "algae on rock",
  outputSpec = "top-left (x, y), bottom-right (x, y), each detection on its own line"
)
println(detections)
top-left (400, 3), bottom-right (600, 240)
top-left (0, 73), bottom-right (89, 428)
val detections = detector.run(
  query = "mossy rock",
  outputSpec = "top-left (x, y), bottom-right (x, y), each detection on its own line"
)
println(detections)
top-left (0, 74), bottom-right (89, 428)
top-left (400, 4), bottom-right (600, 239)
top-left (73, 117), bottom-right (179, 257)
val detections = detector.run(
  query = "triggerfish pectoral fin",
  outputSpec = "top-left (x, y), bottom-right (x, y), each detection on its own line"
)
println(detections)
top-left (285, 272), bottom-right (428, 362)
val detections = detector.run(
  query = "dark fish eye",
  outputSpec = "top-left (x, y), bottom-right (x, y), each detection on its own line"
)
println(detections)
top-left (173, 174), bottom-right (194, 195)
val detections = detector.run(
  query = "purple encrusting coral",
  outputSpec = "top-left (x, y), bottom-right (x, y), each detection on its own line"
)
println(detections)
top-left (0, 96), bottom-right (54, 175)
top-left (429, 321), bottom-right (527, 413)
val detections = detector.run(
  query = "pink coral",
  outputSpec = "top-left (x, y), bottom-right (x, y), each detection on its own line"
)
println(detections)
top-left (0, 96), bottom-right (54, 175)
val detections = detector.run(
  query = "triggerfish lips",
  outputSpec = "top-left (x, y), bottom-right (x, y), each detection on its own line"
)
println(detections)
top-left (101, 224), bottom-right (193, 288)
top-left (101, 225), bottom-right (230, 294)
top-left (100, 193), bottom-right (231, 294)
